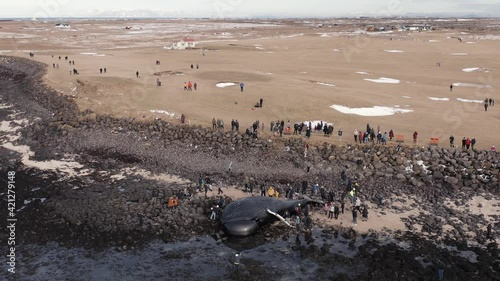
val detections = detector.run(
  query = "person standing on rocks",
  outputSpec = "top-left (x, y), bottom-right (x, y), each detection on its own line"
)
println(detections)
top-left (338, 128), bottom-right (343, 141)
top-left (218, 182), bottom-right (224, 195)
top-left (210, 207), bottom-right (217, 221)
top-left (437, 262), bottom-right (444, 281)
top-left (462, 137), bottom-right (466, 149)
top-left (212, 118), bottom-right (216, 129)
top-left (328, 203), bottom-right (334, 219)
top-left (376, 194), bottom-right (383, 209)
top-left (362, 206), bottom-right (368, 221)
top-left (465, 138), bottom-right (471, 150)
top-left (471, 138), bottom-right (476, 150)
top-left (352, 206), bottom-right (358, 226)
top-left (353, 129), bottom-right (358, 142)
top-left (413, 131), bottom-right (418, 144)
top-left (233, 252), bottom-right (241, 271)
top-left (341, 200), bottom-right (345, 214)
top-left (449, 135), bottom-right (455, 148)
top-left (487, 223), bottom-right (494, 241)
top-left (389, 129), bottom-right (394, 141)
top-left (334, 203), bottom-right (340, 219)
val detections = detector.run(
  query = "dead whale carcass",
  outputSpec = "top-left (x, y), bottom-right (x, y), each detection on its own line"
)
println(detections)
top-left (220, 196), bottom-right (319, 237)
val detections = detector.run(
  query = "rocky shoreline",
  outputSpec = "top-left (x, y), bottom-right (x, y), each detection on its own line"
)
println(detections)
top-left (0, 56), bottom-right (499, 280)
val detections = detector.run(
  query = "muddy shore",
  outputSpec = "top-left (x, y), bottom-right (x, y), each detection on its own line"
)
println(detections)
top-left (0, 56), bottom-right (499, 280)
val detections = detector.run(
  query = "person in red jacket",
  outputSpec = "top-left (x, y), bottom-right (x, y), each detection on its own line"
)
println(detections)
top-left (465, 138), bottom-right (471, 149)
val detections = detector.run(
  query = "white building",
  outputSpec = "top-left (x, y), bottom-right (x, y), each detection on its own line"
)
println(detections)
top-left (402, 25), bottom-right (433, 31)
top-left (169, 38), bottom-right (196, 50)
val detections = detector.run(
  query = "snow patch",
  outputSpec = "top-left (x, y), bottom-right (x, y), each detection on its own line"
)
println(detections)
top-left (216, 82), bottom-right (237, 88)
top-left (149, 110), bottom-right (175, 117)
top-left (453, 83), bottom-right (492, 89)
top-left (317, 82), bottom-right (336, 87)
top-left (364, 77), bottom-right (400, 84)
top-left (330, 105), bottom-right (413, 117)
top-left (456, 98), bottom-right (483, 103)
top-left (428, 97), bottom-right (449, 101)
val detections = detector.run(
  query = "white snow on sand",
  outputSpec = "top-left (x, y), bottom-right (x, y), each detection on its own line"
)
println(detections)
top-left (465, 42), bottom-right (477, 44)
top-left (402, 96), bottom-right (411, 99)
top-left (332, 48), bottom-right (341, 52)
top-left (149, 110), bottom-right (175, 117)
top-left (451, 53), bottom-right (468, 56)
top-left (462, 67), bottom-right (483, 72)
top-left (216, 82), bottom-right (237, 88)
top-left (428, 97), bottom-right (450, 101)
top-left (456, 98), bottom-right (483, 103)
top-left (364, 77), bottom-right (400, 84)
top-left (428, 40), bottom-right (440, 43)
top-left (355, 71), bottom-right (371, 75)
top-left (384, 50), bottom-right (404, 53)
top-left (1, 118), bottom-right (88, 177)
top-left (80, 52), bottom-right (106, 56)
top-left (330, 105), bottom-right (413, 116)
top-left (317, 82), bottom-right (336, 87)
top-left (453, 83), bottom-right (492, 89)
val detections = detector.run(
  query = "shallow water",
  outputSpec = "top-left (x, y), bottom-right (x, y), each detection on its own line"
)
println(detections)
top-left (5, 229), bottom-right (370, 281)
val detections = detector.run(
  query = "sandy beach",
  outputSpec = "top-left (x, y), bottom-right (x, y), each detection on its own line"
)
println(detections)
top-left (1, 18), bottom-right (499, 148)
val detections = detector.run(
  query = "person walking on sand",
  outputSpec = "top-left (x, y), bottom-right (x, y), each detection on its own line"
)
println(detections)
top-left (471, 138), bottom-right (476, 150)
top-left (449, 135), bottom-right (455, 148)
top-left (194, 82), bottom-right (197, 90)
top-left (184, 82), bottom-right (188, 91)
top-left (259, 98), bottom-right (263, 108)
top-left (484, 99), bottom-right (489, 111)
top-left (450, 84), bottom-right (453, 91)
top-left (354, 129), bottom-right (358, 142)
top-left (136, 71), bottom-right (139, 78)
top-left (240, 82), bottom-right (244, 92)
top-left (338, 128), bottom-right (343, 141)
top-left (212, 118), bottom-right (216, 129)
top-left (413, 131), bottom-right (418, 144)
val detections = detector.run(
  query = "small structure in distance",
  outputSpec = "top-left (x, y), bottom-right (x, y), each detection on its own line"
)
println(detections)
top-left (54, 23), bottom-right (71, 29)
top-left (166, 38), bottom-right (197, 50)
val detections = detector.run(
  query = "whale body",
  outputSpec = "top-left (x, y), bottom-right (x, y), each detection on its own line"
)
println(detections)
top-left (220, 196), bottom-right (314, 237)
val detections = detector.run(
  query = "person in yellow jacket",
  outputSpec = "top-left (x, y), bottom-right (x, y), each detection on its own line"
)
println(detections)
top-left (268, 186), bottom-right (275, 197)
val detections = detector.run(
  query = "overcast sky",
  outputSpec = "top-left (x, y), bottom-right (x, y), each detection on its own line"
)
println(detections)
top-left (1, 0), bottom-right (500, 18)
